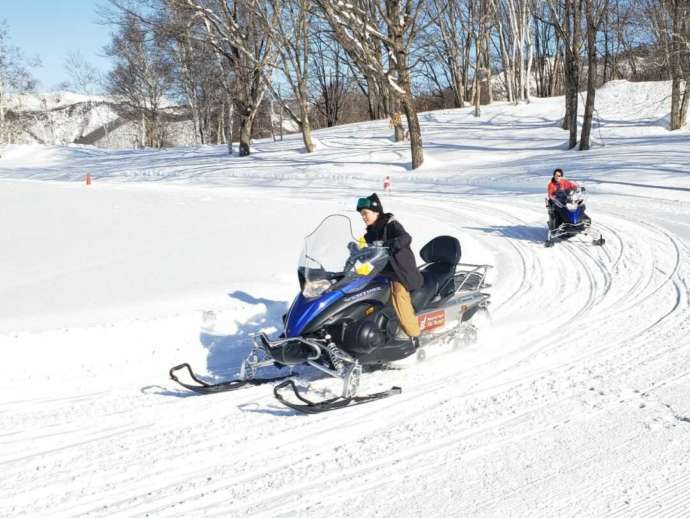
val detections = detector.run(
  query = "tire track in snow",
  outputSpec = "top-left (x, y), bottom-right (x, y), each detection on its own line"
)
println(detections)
top-left (93, 195), bottom-right (618, 517)
top-left (8, 192), bottom-right (690, 518)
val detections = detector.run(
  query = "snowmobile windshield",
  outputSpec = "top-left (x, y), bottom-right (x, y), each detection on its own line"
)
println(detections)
top-left (555, 188), bottom-right (582, 208)
top-left (298, 214), bottom-right (390, 299)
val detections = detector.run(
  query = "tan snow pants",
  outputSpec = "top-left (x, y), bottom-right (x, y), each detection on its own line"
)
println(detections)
top-left (390, 281), bottom-right (421, 338)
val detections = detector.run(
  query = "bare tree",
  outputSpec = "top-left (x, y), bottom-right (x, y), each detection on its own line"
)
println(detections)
top-left (0, 20), bottom-right (38, 144)
top-left (315, 0), bottom-right (427, 168)
top-left (105, 13), bottom-right (173, 148)
top-left (311, 32), bottom-right (351, 127)
top-left (492, 0), bottom-right (535, 103)
top-left (170, 0), bottom-right (275, 156)
top-left (579, 0), bottom-right (608, 150)
top-left (158, 10), bottom-right (230, 146)
top-left (257, 0), bottom-right (317, 151)
top-left (64, 52), bottom-right (114, 146)
top-left (666, 0), bottom-right (689, 129)
top-left (532, 4), bottom-right (562, 97)
top-left (545, 0), bottom-right (582, 149)
top-left (426, 0), bottom-right (470, 108)
top-left (472, 0), bottom-right (490, 116)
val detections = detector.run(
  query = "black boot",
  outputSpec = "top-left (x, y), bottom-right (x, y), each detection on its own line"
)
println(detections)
top-left (411, 336), bottom-right (420, 349)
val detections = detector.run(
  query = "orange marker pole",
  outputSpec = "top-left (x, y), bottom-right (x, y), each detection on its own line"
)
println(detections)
top-left (85, 172), bottom-right (92, 186)
top-left (383, 176), bottom-right (391, 192)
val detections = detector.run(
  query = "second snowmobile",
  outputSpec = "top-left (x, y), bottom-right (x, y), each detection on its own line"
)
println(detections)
top-left (545, 187), bottom-right (605, 247)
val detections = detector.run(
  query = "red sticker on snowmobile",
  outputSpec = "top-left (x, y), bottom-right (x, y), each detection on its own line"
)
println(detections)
top-left (418, 310), bottom-right (445, 332)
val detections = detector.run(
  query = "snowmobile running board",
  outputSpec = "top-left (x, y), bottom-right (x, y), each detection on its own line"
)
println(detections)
top-left (273, 379), bottom-right (402, 414)
top-left (169, 363), bottom-right (292, 394)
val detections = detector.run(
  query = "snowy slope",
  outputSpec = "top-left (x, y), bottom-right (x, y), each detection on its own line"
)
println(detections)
top-left (5, 91), bottom-right (194, 148)
top-left (1, 80), bottom-right (690, 518)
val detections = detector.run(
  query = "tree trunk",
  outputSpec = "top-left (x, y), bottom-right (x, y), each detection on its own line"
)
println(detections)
top-left (497, 20), bottom-right (514, 103)
top-left (474, 40), bottom-right (482, 116)
top-left (680, 81), bottom-right (689, 128)
top-left (269, 97), bottom-right (277, 142)
top-left (669, 0), bottom-right (684, 130)
top-left (238, 111), bottom-right (254, 157)
top-left (580, 0), bottom-right (597, 150)
top-left (218, 102), bottom-right (225, 145)
top-left (401, 90), bottom-right (423, 169)
top-left (300, 102), bottom-right (316, 152)
top-left (474, 0), bottom-right (485, 117)
top-left (279, 103), bottom-right (284, 141)
top-left (388, 0), bottom-right (423, 169)
top-left (366, 77), bottom-right (379, 120)
top-left (225, 100), bottom-right (234, 155)
top-left (0, 94), bottom-right (5, 144)
top-left (391, 96), bottom-right (405, 142)
top-left (394, 122), bottom-right (405, 142)
top-left (484, 44), bottom-right (493, 104)
top-left (525, 11), bottom-right (534, 102)
top-left (451, 65), bottom-right (465, 107)
top-left (140, 112), bottom-right (146, 149)
top-left (562, 0), bottom-right (580, 148)
top-left (603, 10), bottom-right (610, 83)
top-left (671, 75), bottom-right (683, 130)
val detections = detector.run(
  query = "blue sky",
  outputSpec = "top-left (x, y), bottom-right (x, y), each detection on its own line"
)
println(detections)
top-left (2, 1), bottom-right (114, 91)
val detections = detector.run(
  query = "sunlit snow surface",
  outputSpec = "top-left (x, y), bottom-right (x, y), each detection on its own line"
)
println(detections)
top-left (1, 81), bottom-right (689, 517)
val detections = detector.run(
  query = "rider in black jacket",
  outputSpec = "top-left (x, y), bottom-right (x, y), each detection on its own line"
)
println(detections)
top-left (357, 193), bottom-right (422, 345)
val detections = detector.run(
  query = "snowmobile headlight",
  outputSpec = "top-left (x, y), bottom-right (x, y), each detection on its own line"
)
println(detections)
top-left (355, 260), bottom-right (374, 276)
top-left (302, 279), bottom-right (332, 298)
top-left (566, 202), bottom-right (578, 211)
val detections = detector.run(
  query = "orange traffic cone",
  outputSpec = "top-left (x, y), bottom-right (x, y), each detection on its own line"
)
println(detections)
top-left (85, 172), bottom-right (92, 186)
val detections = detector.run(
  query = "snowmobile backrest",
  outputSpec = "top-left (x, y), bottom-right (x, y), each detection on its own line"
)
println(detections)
top-left (420, 236), bottom-right (461, 265)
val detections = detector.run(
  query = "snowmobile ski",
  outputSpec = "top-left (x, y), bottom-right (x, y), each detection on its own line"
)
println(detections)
top-left (169, 363), bottom-right (292, 394)
top-left (273, 379), bottom-right (401, 414)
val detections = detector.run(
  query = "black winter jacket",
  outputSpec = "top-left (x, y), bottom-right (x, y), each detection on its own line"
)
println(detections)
top-left (364, 213), bottom-right (423, 292)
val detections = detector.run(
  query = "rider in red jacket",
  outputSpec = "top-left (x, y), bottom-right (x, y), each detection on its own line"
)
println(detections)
top-left (547, 168), bottom-right (590, 230)
top-left (547, 169), bottom-right (578, 199)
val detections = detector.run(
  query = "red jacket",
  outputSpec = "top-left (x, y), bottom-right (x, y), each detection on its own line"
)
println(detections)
top-left (548, 179), bottom-right (578, 199)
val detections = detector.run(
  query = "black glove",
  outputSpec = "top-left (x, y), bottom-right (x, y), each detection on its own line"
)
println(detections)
top-left (580, 186), bottom-right (586, 192)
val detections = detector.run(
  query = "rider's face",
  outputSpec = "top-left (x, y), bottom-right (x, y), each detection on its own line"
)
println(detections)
top-left (554, 172), bottom-right (563, 183)
top-left (360, 209), bottom-right (379, 226)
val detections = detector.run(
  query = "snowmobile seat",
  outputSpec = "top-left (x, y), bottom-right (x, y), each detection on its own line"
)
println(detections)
top-left (412, 236), bottom-right (462, 310)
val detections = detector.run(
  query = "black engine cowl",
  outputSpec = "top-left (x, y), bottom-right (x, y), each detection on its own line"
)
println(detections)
top-left (341, 318), bottom-right (386, 354)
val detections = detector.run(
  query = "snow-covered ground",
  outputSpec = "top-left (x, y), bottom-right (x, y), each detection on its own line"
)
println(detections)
top-left (1, 80), bottom-right (689, 517)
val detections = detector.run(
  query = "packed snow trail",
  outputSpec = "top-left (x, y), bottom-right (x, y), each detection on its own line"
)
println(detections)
top-left (1, 80), bottom-right (690, 517)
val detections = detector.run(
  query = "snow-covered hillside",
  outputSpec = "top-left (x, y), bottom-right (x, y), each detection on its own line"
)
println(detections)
top-left (4, 91), bottom-right (195, 148)
top-left (1, 80), bottom-right (689, 517)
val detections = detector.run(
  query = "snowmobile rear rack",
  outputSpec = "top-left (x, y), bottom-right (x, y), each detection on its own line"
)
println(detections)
top-left (169, 363), bottom-right (292, 394)
top-left (273, 379), bottom-right (402, 414)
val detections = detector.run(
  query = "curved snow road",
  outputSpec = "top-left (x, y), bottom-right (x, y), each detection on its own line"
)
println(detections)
top-left (3, 190), bottom-right (690, 518)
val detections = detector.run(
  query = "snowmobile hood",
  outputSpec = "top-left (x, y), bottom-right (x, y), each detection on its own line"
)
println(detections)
top-left (284, 276), bottom-right (372, 338)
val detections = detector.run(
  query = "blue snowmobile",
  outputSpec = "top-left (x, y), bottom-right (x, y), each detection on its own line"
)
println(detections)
top-left (170, 214), bottom-right (492, 413)
top-left (545, 187), bottom-right (605, 247)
